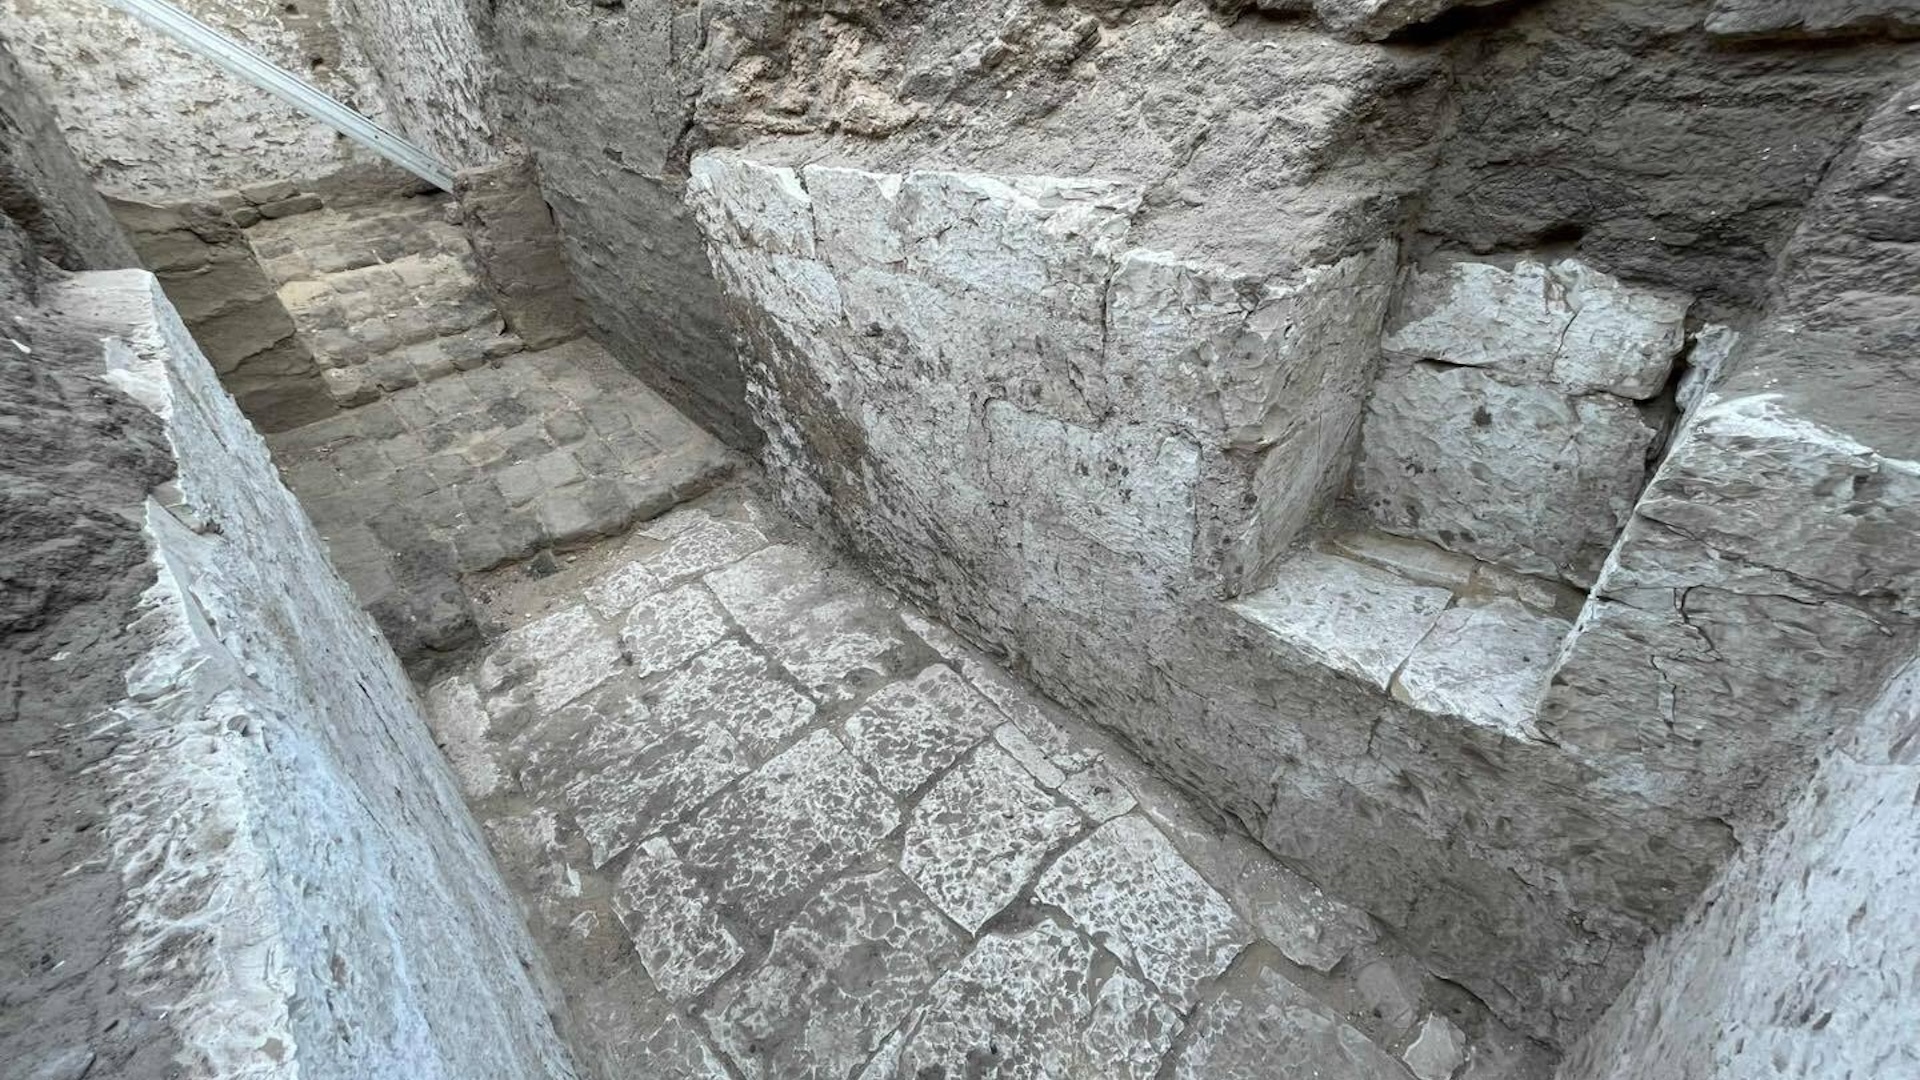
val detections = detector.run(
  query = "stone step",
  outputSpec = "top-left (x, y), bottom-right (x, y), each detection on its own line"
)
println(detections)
top-left (320, 325), bottom-right (525, 408)
top-left (1229, 534), bottom-right (1577, 739)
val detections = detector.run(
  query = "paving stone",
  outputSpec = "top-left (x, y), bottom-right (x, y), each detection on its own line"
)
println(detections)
top-left (584, 558), bottom-right (666, 618)
top-left (546, 408), bottom-right (588, 444)
top-left (322, 365), bottom-right (379, 406)
top-left (708, 867), bottom-right (968, 1080)
top-left (1172, 962), bottom-right (1409, 1080)
top-left (1058, 760), bottom-right (1137, 822)
top-left (509, 667), bottom-right (679, 793)
top-left (1392, 597), bottom-right (1569, 738)
top-left (1230, 550), bottom-right (1453, 692)
top-left (614, 838), bottom-right (746, 1001)
top-left (1036, 816), bottom-right (1251, 1010)
top-left (901, 746), bottom-right (1083, 933)
top-left (638, 507), bottom-right (768, 582)
top-left (619, 582), bottom-right (732, 679)
top-left (669, 731), bottom-right (900, 923)
top-left (570, 722), bottom-right (750, 866)
top-left (708, 544), bottom-right (916, 696)
top-left (476, 604), bottom-right (622, 712)
top-left (645, 639), bottom-right (818, 761)
top-left (890, 919), bottom-right (1182, 1079)
top-left (536, 477), bottom-right (631, 542)
top-left (993, 722), bottom-right (1066, 789)
top-left (842, 664), bottom-right (1004, 793)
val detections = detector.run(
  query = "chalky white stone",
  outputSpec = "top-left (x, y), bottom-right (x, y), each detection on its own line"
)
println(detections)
top-left (900, 746), bottom-right (1084, 932)
top-left (708, 544), bottom-right (914, 696)
top-left (1231, 550), bottom-right (1452, 691)
top-left (1403, 1013), bottom-right (1469, 1080)
top-left (1394, 598), bottom-right (1570, 738)
top-left (1036, 817), bottom-right (1251, 1010)
top-left (638, 507), bottom-right (769, 583)
top-left (476, 603), bottom-right (623, 711)
top-left (566, 721), bottom-right (749, 866)
top-left (424, 676), bottom-right (502, 798)
top-left (644, 638), bottom-right (817, 761)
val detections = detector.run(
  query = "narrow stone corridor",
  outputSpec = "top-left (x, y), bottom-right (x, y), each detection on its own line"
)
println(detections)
top-left (255, 175), bottom-right (1545, 1079)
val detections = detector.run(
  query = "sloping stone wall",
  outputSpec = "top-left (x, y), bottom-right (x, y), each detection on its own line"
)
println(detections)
top-left (0, 0), bottom-right (388, 199)
top-left (1555, 653), bottom-right (1920, 1080)
top-left (38, 269), bottom-right (580, 1078)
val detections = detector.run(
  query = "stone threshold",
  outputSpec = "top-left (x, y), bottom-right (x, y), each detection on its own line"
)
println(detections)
top-left (1230, 531), bottom-right (1581, 741)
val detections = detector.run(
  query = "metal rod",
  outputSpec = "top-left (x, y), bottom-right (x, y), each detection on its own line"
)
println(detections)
top-left (98, 0), bottom-right (456, 191)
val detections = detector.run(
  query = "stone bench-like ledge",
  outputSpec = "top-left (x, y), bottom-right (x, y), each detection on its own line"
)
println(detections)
top-left (1229, 534), bottom-right (1577, 740)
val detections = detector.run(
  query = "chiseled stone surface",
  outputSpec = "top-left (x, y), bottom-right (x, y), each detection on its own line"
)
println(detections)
top-left (419, 486), bottom-right (1534, 1080)
top-left (1384, 258), bottom-right (1688, 400)
top-left (1705, 0), bottom-right (1920, 38)
top-left (1358, 363), bottom-right (1657, 586)
top-left (1036, 817), bottom-right (1252, 1010)
top-left (1231, 550), bottom-right (1452, 691)
top-left (1394, 598), bottom-right (1569, 739)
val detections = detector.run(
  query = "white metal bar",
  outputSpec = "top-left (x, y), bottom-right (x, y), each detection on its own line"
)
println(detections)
top-left (98, 0), bottom-right (456, 191)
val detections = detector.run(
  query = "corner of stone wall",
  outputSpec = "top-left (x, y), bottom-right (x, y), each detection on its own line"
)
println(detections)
top-left (453, 150), bottom-right (583, 350)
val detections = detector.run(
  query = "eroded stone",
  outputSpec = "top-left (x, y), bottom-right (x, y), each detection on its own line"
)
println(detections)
top-left (613, 838), bottom-right (746, 1001)
top-left (901, 747), bottom-right (1083, 933)
top-left (1172, 963), bottom-right (1409, 1080)
top-left (1231, 550), bottom-right (1451, 691)
top-left (1393, 598), bottom-right (1569, 739)
top-left (841, 664), bottom-right (1004, 793)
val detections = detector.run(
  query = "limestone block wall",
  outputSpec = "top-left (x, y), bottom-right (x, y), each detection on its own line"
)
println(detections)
top-left (1555, 653), bottom-right (1920, 1080)
top-left (0, 0), bottom-right (387, 199)
top-left (41, 269), bottom-right (579, 1078)
top-left (110, 197), bottom-right (334, 432)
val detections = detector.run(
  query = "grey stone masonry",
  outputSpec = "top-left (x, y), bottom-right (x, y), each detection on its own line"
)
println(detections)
top-left (268, 339), bottom-right (737, 673)
top-left (250, 192), bottom-right (522, 408)
top-left (424, 491), bottom-right (1557, 1080)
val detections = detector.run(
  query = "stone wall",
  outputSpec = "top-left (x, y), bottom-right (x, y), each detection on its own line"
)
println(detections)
top-left (35, 268), bottom-right (582, 1078)
top-left (453, 152), bottom-right (582, 350)
top-left (0, 0), bottom-right (386, 199)
top-left (111, 197), bottom-right (335, 431)
top-left (1555, 653), bottom-right (1920, 1080)
top-left (330, 0), bottom-right (501, 170)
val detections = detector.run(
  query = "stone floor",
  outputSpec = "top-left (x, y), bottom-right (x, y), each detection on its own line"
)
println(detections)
top-left (250, 192), bottom-right (520, 408)
top-left (418, 486), bottom-right (1555, 1080)
top-left (267, 339), bottom-right (736, 670)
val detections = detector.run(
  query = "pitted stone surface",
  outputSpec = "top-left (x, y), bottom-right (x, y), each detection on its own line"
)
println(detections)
top-left (620, 582), bottom-right (731, 678)
top-left (423, 490), bottom-right (1510, 1079)
top-left (888, 920), bottom-right (1182, 1080)
top-left (709, 867), bottom-right (967, 1079)
top-left (901, 746), bottom-right (1085, 932)
top-left (669, 731), bottom-right (901, 921)
top-left (842, 664), bottom-right (1006, 793)
top-left (614, 839), bottom-right (747, 1001)
top-left (1358, 362), bottom-right (1657, 585)
top-left (1037, 817), bottom-right (1252, 1010)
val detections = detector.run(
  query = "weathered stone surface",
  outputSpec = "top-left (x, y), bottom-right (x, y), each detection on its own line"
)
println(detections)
top-left (841, 664), bottom-right (1005, 793)
top-left (709, 867), bottom-right (968, 1080)
top-left (1357, 363), bottom-right (1657, 585)
top-left (707, 544), bottom-right (916, 696)
top-left (567, 721), bottom-right (749, 866)
top-left (1403, 1013), bottom-right (1469, 1080)
top-left (423, 675), bottom-right (503, 798)
top-left (1231, 551), bottom-right (1452, 692)
top-left (1311, 0), bottom-right (1517, 41)
top-left (1384, 259), bottom-right (1689, 400)
top-left (1172, 962), bottom-right (1409, 1080)
top-left (1559, 658), bottom-right (1920, 1080)
top-left (454, 152), bottom-right (582, 349)
top-left (477, 604), bottom-right (622, 712)
top-left (620, 582), bottom-right (731, 679)
top-left (614, 839), bottom-right (746, 1001)
top-left (1705, 0), bottom-right (1920, 39)
top-left (1036, 817), bottom-right (1251, 1010)
top-left (1393, 598), bottom-right (1569, 738)
top-left (669, 731), bottom-right (900, 921)
top-left (644, 639), bottom-right (819, 761)
top-left (900, 747), bottom-right (1084, 932)
top-left (888, 920), bottom-right (1182, 1080)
